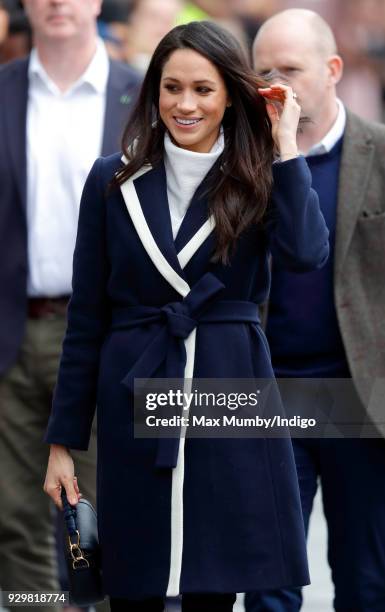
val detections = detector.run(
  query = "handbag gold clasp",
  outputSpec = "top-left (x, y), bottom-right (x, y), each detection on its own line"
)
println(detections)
top-left (69, 530), bottom-right (90, 569)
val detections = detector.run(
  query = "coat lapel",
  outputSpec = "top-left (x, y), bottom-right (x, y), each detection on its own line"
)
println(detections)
top-left (134, 161), bottom-right (187, 279)
top-left (174, 166), bottom-right (216, 267)
top-left (4, 58), bottom-right (29, 212)
top-left (174, 180), bottom-right (211, 252)
top-left (120, 162), bottom-right (189, 297)
top-left (335, 112), bottom-right (374, 281)
top-left (101, 60), bottom-right (140, 156)
top-left (120, 161), bottom-right (216, 294)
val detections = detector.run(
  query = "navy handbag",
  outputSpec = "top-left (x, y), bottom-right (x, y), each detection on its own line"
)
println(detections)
top-left (61, 490), bottom-right (106, 606)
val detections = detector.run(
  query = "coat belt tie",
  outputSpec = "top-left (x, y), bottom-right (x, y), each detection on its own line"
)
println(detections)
top-left (110, 273), bottom-right (260, 468)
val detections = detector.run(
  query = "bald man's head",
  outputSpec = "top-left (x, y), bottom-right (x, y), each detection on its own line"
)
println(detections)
top-left (253, 9), bottom-right (337, 61)
top-left (252, 8), bottom-right (343, 139)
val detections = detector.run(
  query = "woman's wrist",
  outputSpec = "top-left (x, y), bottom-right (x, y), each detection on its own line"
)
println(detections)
top-left (279, 151), bottom-right (300, 162)
top-left (278, 140), bottom-right (299, 161)
top-left (50, 443), bottom-right (70, 454)
top-left (277, 137), bottom-right (299, 161)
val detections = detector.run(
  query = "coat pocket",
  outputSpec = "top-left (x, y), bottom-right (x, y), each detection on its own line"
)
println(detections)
top-left (356, 213), bottom-right (385, 257)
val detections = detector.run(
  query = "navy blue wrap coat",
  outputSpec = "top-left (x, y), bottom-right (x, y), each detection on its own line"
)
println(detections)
top-left (45, 153), bottom-right (329, 599)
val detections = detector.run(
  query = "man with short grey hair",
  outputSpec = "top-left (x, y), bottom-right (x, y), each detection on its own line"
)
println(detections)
top-left (246, 8), bottom-right (385, 612)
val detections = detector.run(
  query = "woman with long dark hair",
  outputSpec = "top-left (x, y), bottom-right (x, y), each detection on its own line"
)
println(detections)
top-left (44, 21), bottom-right (328, 611)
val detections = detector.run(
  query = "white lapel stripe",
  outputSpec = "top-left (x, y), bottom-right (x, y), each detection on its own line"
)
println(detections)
top-left (120, 176), bottom-right (190, 298)
top-left (177, 216), bottom-right (215, 270)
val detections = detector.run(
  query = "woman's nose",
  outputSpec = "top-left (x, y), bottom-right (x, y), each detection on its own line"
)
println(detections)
top-left (176, 92), bottom-right (197, 112)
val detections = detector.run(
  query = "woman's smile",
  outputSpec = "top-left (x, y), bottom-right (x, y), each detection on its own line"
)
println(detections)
top-left (173, 116), bottom-right (203, 128)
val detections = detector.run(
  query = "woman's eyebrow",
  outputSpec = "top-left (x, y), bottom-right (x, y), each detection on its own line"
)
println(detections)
top-left (193, 79), bottom-right (216, 85)
top-left (162, 76), bottom-right (216, 85)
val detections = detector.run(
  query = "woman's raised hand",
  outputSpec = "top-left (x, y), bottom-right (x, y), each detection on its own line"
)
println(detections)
top-left (258, 83), bottom-right (300, 161)
top-left (43, 444), bottom-right (82, 510)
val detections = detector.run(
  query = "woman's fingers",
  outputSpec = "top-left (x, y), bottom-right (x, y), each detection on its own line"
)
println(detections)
top-left (73, 476), bottom-right (80, 495)
top-left (265, 102), bottom-right (280, 125)
top-left (53, 477), bottom-right (82, 509)
top-left (46, 482), bottom-right (64, 510)
top-left (43, 446), bottom-right (79, 509)
top-left (259, 87), bottom-right (283, 99)
top-left (43, 477), bottom-right (79, 509)
top-left (258, 84), bottom-right (298, 105)
top-left (259, 83), bottom-right (300, 154)
top-left (73, 476), bottom-right (83, 500)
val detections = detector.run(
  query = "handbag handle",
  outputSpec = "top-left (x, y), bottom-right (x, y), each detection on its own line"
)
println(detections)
top-left (61, 490), bottom-right (90, 569)
top-left (61, 489), bottom-right (78, 536)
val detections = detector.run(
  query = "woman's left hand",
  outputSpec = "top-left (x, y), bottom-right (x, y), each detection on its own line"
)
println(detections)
top-left (258, 83), bottom-right (300, 161)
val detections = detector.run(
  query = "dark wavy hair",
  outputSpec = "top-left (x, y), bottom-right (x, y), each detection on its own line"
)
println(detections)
top-left (115, 20), bottom-right (275, 263)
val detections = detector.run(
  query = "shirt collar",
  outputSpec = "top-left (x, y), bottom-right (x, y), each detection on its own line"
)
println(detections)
top-left (306, 99), bottom-right (346, 157)
top-left (164, 126), bottom-right (225, 160)
top-left (163, 127), bottom-right (225, 200)
top-left (28, 38), bottom-right (109, 95)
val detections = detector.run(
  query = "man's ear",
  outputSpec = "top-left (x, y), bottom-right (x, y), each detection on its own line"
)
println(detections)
top-left (94, 0), bottom-right (103, 19)
top-left (327, 54), bottom-right (344, 87)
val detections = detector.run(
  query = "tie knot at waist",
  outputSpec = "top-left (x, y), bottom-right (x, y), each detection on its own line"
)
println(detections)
top-left (160, 302), bottom-right (197, 339)
top-left (115, 273), bottom-right (261, 468)
top-left (159, 272), bottom-right (225, 338)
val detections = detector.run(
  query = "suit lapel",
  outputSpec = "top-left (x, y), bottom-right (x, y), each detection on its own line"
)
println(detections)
top-left (4, 58), bottom-right (29, 212)
top-left (101, 61), bottom-right (139, 156)
top-left (335, 112), bottom-right (374, 280)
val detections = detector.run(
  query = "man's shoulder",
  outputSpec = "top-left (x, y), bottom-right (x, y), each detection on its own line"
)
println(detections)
top-left (107, 58), bottom-right (142, 90)
top-left (0, 56), bottom-right (29, 85)
top-left (345, 109), bottom-right (385, 148)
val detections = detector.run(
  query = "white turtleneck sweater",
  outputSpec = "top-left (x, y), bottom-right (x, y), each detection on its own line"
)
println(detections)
top-left (164, 130), bottom-right (224, 239)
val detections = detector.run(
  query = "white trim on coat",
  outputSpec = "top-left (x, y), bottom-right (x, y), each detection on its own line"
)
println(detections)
top-left (120, 171), bottom-right (215, 597)
top-left (167, 330), bottom-right (196, 595)
top-left (177, 216), bottom-right (215, 269)
top-left (120, 172), bottom-right (190, 298)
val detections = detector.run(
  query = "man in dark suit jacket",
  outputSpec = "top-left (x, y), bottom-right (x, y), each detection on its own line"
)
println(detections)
top-left (246, 8), bottom-right (385, 612)
top-left (0, 0), bottom-right (140, 608)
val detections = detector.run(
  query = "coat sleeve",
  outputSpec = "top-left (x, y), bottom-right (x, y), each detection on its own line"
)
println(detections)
top-left (44, 157), bottom-right (110, 450)
top-left (265, 156), bottom-right (329, 271)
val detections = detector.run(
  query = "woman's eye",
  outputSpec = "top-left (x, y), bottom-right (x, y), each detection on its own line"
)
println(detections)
top-left (164, 84), bottom-right (179, 92)
top-left (197, 87), bottom-right (211, 94)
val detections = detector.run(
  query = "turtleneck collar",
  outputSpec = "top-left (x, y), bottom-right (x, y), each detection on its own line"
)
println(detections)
top-left (164, 128), bottom-right (224, 239)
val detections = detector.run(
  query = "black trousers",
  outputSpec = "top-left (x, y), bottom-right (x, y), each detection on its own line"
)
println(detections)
top-left (110, 593), bottom-right (236, 611)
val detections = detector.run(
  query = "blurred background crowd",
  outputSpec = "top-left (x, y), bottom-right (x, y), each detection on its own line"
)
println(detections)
top-left (1, 0), bottom-right (385, 122)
